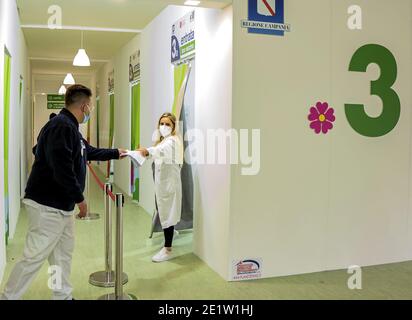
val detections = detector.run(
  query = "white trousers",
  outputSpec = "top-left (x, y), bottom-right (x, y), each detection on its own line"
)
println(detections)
top-left (1, 203), bottom-right (75, 300)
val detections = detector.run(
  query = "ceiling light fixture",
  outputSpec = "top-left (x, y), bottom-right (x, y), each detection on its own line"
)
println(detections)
top-left (73, 31), bottom-right (91, 67)
top-left (184, 0), bottom-right (201, 6)
top-left (58, 85), bottom-right (67, 95)
top-left (64, 73), bottom-right (75, 85)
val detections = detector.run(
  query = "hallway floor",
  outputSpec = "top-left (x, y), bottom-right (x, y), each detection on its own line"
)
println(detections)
top-left (1, 168), bottom-right (412, 300)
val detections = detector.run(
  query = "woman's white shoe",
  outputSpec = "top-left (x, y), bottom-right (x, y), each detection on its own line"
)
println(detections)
top-left (152, 248), bottom-right (174, 263)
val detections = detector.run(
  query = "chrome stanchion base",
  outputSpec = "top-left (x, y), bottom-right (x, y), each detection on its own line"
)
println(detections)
top-left (97, 293), bottom-right (137, 300)
top-left (76, 213), bottom-right (100, 220)
top-left (89, 271), bottom-right (128, 287)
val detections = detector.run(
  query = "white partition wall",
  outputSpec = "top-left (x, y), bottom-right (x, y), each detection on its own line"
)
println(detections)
top-left (230, 0), bottom-right (331, 279)
top-left (229, 0), bottom-right (412, 279)
top-left (0, 0), bottom-right (6, 282)
top-left (192, 6), bottom-right (233, 280)
top-left (0, 0), bottom-right (29, 282)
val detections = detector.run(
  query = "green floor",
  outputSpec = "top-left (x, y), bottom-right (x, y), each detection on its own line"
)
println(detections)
top-left (2, 169), bottom-right (412, 300)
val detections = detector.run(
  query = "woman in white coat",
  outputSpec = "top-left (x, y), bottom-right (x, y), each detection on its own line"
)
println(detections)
top-left (138, 113), bottom-right (183, 262)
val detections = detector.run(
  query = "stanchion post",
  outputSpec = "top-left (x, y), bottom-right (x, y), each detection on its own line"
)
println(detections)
top-left (77, 163), bottom-right (100, 221)
top-left (89, 183), bottom-right (128, 287)
top-left (105, 183), bottom-right (113, 274)
top-left (115, 193), bottom-right (124, 299)
top-left (98, 193), bottom-right (135, 300)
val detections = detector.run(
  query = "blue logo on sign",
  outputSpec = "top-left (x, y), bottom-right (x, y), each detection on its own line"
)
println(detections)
top-left (242, 0), bottom-right (290, 36)
top-left (171, 35), bottom-right (180, 63)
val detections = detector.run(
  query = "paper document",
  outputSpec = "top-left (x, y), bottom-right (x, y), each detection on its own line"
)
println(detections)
top-left (126, 151), bottom-right (146, 167)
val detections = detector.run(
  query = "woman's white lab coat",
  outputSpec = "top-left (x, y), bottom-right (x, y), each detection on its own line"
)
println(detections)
top-left (147, 135), bottom-right (183, 229)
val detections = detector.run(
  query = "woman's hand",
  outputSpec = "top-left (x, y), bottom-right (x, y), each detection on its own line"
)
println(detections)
top-left (137, 148), bottom-right (149, 157)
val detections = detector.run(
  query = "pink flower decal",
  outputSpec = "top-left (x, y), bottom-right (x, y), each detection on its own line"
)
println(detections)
top-left (308, 102), bottom-right (335, 134)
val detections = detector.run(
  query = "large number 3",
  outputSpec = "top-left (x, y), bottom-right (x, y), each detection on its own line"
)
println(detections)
top-left (345, 44), bottom-right (401, 137)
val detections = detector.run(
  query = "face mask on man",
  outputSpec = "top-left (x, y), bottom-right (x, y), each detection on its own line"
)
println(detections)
top-left (159, 124), bottom-right (172, 137)
top-left (82, 104), bottom-right (91, 124)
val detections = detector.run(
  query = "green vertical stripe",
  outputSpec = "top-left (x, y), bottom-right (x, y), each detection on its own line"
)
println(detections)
top-left (107, 94), bottom-right (115, 178)
top-left (4, 53), bottom-right (11, 194)
top-left (109, 94), bottom-right (115, 148)
top-left (19, 78), bottom-right (23, 201)
top-left (4, 51), bottom-right (11, 244)
top-left (131, 83), bottom-right (140, 201)
top-left (131, 84), bottom-right (140, 150)
top-left (173, 64), bottom-right (188, 115)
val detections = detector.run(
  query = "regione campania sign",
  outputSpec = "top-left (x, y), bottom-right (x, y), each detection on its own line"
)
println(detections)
top-left (242, 0), bottom-right (291, 36)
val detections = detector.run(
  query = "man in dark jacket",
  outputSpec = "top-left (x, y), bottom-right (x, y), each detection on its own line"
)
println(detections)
top-left (0, 84), bottom-right (126, 300)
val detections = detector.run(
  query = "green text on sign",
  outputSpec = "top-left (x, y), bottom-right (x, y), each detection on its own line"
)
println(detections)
top-left (181, 40), bottom-right (195, 56)
top-left (47, 94), bottom-right (65, 102)
top-left (47, 102), bottom-right (65, 109)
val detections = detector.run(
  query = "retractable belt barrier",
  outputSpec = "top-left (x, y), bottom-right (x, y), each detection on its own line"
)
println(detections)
top-left (87, 163), bottom-right (116, 201)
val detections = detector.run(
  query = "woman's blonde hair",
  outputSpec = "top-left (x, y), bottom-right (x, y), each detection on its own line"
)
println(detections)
top-left (154, 112), bottom-right (177, 146)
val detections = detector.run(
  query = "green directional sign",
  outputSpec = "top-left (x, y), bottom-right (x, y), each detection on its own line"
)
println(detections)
top-left (47, 94), bottom-right (65, 109)
top-left (47, 102), bottom-right (65, 109)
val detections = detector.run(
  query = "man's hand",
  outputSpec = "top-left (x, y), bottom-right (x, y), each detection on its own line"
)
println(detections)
top-left (77, 200), bottom-right (88, 219)
top-left (118, 148), bottom-right (128, 159)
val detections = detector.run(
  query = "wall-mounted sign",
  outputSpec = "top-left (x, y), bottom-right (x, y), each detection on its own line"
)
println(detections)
top-left (108, 70), bottom-right (115, 94)
top-left (47, 94), bottom-right (65, 109)
top-left (171, 10), bottom-right (195, 65)
top-left (241, 0), bottom-right (291, 36)
top-left (129, 50), bottom-right (141, 84)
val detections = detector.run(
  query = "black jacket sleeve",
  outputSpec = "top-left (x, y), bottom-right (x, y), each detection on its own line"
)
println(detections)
top-left (46, 125), bottom-right (85, 204)
top-left (84, 139), bottom-right (120, 161)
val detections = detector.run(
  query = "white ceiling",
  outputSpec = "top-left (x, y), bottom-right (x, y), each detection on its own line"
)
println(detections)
top-left (31, 59), bottom-right (106, 75)
top-left (17, 0), bottom-right (232, 29)
top-left (17, 0), bottom-right (232, 74)
top-left (24, 28), bottom-right (137, 61)
top-left (33, 74), bottom-right (93, 94)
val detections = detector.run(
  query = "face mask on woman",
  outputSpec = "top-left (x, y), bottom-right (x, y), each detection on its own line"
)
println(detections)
top-left (159, 125), bottom-right (172, 137)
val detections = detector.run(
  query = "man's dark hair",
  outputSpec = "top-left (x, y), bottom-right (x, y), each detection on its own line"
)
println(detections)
top-left (65, 84), bottom-right (92, 107)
